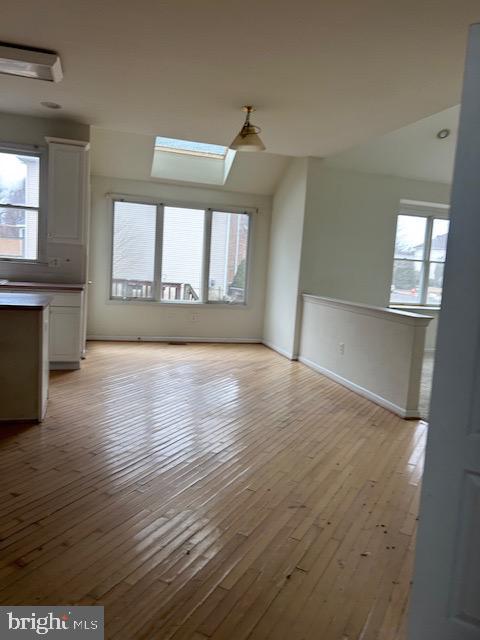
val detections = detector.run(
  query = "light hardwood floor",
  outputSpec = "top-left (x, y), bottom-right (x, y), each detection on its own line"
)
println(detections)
top-left (0, 342), bottom-right (426, 639)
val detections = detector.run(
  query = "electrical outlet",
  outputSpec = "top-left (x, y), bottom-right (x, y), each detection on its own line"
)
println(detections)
top-left (190, 313), bottom-right (200, 323)
top-left (339, 342), bottom-right (345, 356)
top-left (48, 257), bottom-right (60, 267)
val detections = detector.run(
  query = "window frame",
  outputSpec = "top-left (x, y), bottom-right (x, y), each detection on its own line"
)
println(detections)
top-left (0, 142), bottom-right (47, 264)
top-left (108, 196), bottom-right (254, 307)
top-left (390, 205), bottom-right (449, 308)
top-left (154, 137), bottom-right (228, 160)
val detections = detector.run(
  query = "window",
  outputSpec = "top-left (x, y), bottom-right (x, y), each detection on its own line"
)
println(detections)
top-left (161, 207), bottom-right (204, 301)
top-left (154, 136), bottom-right (227, 159)
top-left (390, 212), bottom-right (449, 306)
top-left (111, 200), bottom-right (251, 304)
top-left (0, 149), bottom-right (41, 261)
top-left (209, 211), bottom-right (249, 304)
top-left (111, 202), bottom-right (156, 299)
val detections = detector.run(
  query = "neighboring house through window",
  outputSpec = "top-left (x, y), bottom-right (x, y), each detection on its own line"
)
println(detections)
top-left (111, 200), bottom-right (251, 304)
top-left (390, 202), bottom-right (449, 306)
top-left (0, 148), bottom-right (41, 261)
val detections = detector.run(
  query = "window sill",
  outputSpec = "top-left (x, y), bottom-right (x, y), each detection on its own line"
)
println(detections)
top-left (0, 258), bottom-right (46, 265)
top-left (390, 304), bottom-right (441, 311)
top-left (108, 297), bottom-right (249, 309)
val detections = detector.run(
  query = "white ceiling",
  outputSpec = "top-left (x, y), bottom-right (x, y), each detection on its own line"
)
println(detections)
top-left (90, 127), bottom-right (290, 196)
top-left (0, 0), bottom-right (479, 157)
top-left (327, 105), bottom-right (460, 184)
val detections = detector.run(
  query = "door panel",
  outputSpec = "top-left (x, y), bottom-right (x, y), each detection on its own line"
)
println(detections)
top-left (47, 141), bottom-right (89, 244)
top-left (49, 307), bottom-right (81, 361)
top-left (408, 23), bottom-right (480, 640)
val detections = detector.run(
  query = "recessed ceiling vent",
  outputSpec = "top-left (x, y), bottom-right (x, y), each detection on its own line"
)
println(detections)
top-left (0, 43), bottom-right (63, 82)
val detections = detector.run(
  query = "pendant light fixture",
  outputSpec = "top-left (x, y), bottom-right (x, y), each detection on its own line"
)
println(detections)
top-left (229, 106), bottom-right (266, 152)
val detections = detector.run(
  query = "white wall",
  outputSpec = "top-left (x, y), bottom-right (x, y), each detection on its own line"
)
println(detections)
top-left (300, 160), bottom-right (451, 307)
top-left (299, 295), bottom-right (432, 418)
top-left (298, 161), bottom-right (450, 353)
top-left (0, 112), bottom-right (89, 148)
top-left (263, 158), bottom-right (308, 358)
top-left (392, 306), bottom-right (440, 352)
top-left (87, 175), bottom-right (271, 340)
top-left (0, 112), bottom-right (90, 284)
top-left (418, 308), bottom-right (439, 352)
top-left (262, 158), bottom-right (450, 360)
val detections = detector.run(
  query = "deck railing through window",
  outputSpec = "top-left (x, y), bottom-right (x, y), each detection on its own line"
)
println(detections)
top-left (112, 279), bottom-right (199, 301)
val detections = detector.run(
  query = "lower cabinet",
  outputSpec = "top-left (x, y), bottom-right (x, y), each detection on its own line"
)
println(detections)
top-left (49, 306), bottom-right (81, 367)
top-left (1, 286), bottom-right (85, 370)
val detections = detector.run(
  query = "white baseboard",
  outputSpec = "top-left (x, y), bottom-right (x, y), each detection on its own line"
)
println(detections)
top-left (298, 355), bottom-right (420, 419)
top-left (87, 335), bottom-right (262, 344)
top-left (262, 340), bottom-right (298, 361)
top-left (50, 361), bottom-right (81, 370)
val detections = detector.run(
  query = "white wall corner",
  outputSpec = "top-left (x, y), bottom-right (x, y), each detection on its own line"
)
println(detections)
top-left (262, 340), bottom-right (298, 361)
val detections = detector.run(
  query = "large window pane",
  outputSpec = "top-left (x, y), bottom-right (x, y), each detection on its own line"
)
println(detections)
top-left (0, 151), bottom-right (40, 261)
top-left (0, 207), bottom-right (38, 260)
top-left (427, 262), bottom-right (445, 305)
top-left (394, 215), bottom-right (427, 259)
top-left (112, 202), bottom-right (156, 299)
top-left (430, 219), bottom-right (449, 262)
top-left (161, 207), bottom-right (204, 301)
top-left (208, 211), bottom-right (249, 304)
top-left (390, 260), bottom-right (424, 304)
top-left (0, 152), bottom-right (40, 207)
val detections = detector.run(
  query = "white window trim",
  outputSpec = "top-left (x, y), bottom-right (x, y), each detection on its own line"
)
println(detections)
top-left (108, 195), bottom-right (255, 307)
top-left (390, 204), bottom-right (450, 308)
top-left (154, 137), bottom-right (228, 159)
top-left (0, 142), bottom-right (47, 264)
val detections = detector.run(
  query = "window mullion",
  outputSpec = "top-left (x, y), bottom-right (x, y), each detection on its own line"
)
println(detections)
top-left (153, 204), bottom-right (164, 301)
top-left (421, 217), bottom-right (433, 305)
top-left (202, 209), bottom-right (212, 303)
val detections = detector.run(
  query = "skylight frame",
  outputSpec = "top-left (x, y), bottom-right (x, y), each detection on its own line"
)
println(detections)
top-left (154, 136), bottom-right (228, 160)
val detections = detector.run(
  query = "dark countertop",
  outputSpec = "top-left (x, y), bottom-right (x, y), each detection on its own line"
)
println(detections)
top-left (0, 281), bottom-right (85, 292)
top-left (0, 293), bottom-right (53, 310)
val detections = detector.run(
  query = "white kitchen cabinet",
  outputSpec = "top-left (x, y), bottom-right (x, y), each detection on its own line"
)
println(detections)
top-left (46, 290), bottom-right (84, 369)
top-left (46, 138), bottom-right (89, 245)
top-left (49, 306), bottom-right (81, 365)
top-left (0, 283), bottom-right (85, 369)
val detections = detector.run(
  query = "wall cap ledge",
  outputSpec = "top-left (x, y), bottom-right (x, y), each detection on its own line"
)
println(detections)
top-left (302, 293), bottom-right (433, 327)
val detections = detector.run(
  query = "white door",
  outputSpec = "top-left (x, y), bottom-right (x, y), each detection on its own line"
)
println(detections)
top-left (408, 23), bottom-right (480, 639)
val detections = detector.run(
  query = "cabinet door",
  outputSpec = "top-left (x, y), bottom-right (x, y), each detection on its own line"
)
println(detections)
top-left (49, 307), bottom-right (81, 362)
top-left (47, 141), bottom-right (89, 244)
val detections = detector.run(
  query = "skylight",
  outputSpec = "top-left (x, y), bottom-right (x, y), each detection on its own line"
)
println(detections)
top-left (155, 136), bottom-right (227, 159)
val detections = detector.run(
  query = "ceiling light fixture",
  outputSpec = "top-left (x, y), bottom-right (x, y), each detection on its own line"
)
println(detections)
top-left (436, 128), bottom-right (450, 140)
top-left (0, 43), bottom-right (63, 82)
top-left (229, 106), bottom-right (266, 152)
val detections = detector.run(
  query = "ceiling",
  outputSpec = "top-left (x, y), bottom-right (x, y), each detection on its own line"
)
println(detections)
top-left (327, 105), bottom-right (460, 184)
top-left (0, 0), bottom-right (478, 157)
top-left (90, 127), bottom-right (290, 196)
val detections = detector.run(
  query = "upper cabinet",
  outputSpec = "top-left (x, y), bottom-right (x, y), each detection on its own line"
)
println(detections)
top-left (46, 138), bottom-right (90, 245)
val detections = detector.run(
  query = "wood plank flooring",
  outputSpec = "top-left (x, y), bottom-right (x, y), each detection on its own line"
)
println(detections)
top-left (0, 342), bottom-right (426, 639)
